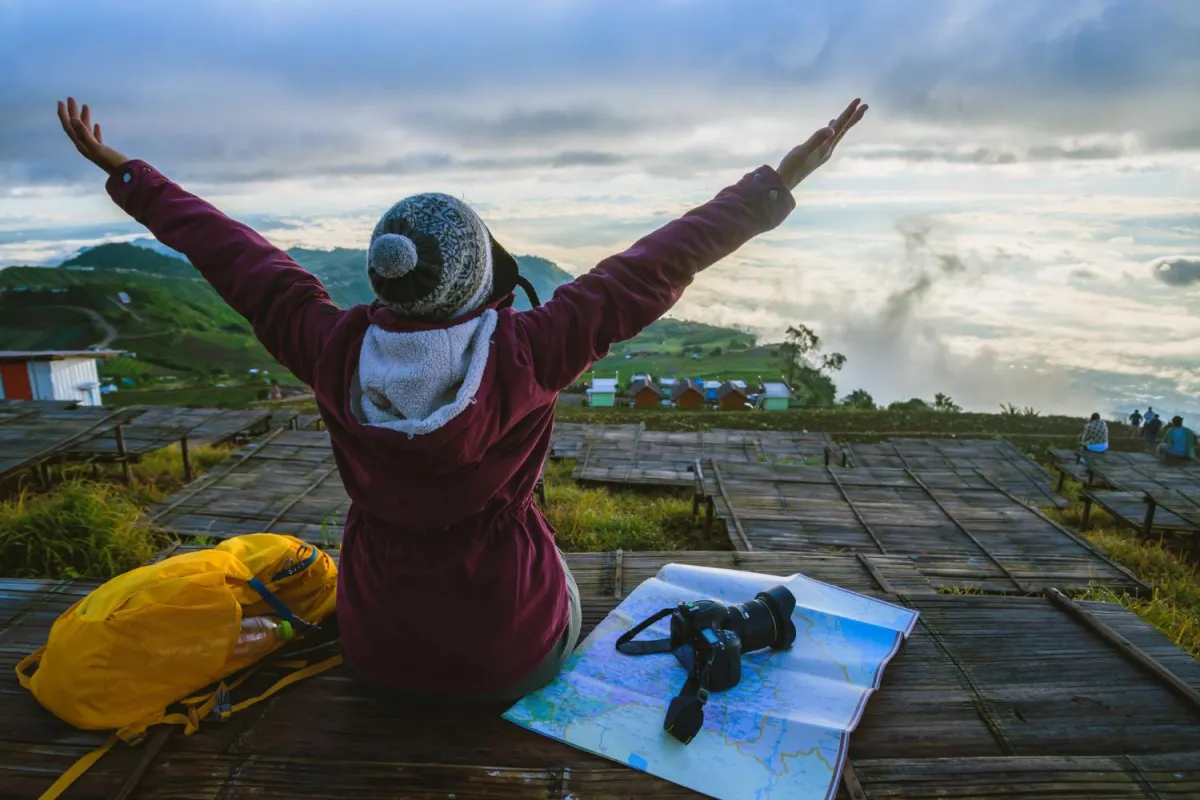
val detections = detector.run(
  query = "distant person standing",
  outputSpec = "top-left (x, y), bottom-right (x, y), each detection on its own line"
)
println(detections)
top-left (1144, 410), bottom-right (1163, 449)
top-left (1128, 409), bottom-right (1142, 438)
top-left (1157, 416), bottom-right (1196, 461)
top-left (1079, 413), bottom-right (1109, 453)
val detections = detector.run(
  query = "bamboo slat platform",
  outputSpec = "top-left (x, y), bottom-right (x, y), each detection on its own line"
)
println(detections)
top-left (0, 399), bottom-right (80, 422)
top-left (1051, 447), bottom-right (1200, 492)
top-left (845, 438), bottom-right (1064, 508)
top-left (582, 428), bottom-right (835, 464)
top-left (0, 406), bottom-right (144, 481)
top-left (66, 406), bottom-right (275, 456)
top-left (571, 430), bottom-right (837, 490)
top-left (701, 463), bottom-right (1142, 594)
top-left (1082, 488), bottom-right (1200, 545)
top-left (3, 560), bottom-right (1199, 799)
top-left (550, 422), bottom-right (646, 459)
top-left (148, 430), bottom-right (350, 541)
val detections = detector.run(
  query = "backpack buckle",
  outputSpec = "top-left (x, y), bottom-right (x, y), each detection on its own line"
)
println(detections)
top-left (211, 685), bottom-right (232, 721)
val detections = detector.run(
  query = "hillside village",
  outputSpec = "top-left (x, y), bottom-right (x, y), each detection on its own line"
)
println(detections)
top-left (585, 373), bottom-right (794, 411)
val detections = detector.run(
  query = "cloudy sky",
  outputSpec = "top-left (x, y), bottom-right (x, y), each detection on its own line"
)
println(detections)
top-left (2, 0), bottom-right (1198, 415)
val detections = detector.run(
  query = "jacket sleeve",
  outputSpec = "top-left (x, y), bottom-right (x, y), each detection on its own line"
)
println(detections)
top-left (512, 165), bottom-right (796, 394)
top-left (105, 160), bottom-right (343, 386)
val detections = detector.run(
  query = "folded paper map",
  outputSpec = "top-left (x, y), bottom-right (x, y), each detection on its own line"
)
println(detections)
top-left (504, 563), bottom-right (918, 800)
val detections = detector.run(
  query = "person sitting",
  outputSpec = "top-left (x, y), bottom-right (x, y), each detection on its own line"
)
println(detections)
top-left (1157, 416), bottom-right (1196, 461)
top-left (1079, 412), bottom-right (1109, 453)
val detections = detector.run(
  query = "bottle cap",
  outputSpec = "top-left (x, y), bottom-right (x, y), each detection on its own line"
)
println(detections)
top-left (278, 620), bottom-right (294, 641)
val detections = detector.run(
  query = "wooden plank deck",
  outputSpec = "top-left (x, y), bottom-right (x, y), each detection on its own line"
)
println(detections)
top-left (3, 559), bottom-right (1199, 798)
top-left (0, 406), bottom-right (144, 481)
top-left (701, 464), bottom-right (1143, 594)
top-left (66, 406), bottom-right (276, 456)
top-left (550, 422), bottom-right (645, 459)
top-left (845, 438), bottom-right (1065, 508)
top-left (571, 430), bottom-right (838, 490)
top-left (149, 430), bottom-right (350, 541)
top-left (1052, 447), bottom-right (1200, 492)
top-left (580, 429), bottom-right (835, 464)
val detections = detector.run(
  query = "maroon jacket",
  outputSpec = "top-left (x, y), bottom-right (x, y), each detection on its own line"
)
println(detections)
top-left (106, 160), bottom-right (796, 691)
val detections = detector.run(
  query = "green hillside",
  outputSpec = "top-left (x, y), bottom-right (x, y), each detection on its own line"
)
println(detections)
top-left (62, 242), bottom-right (197, 277)
top-left (0, 264), bottom-right (280, 382)
top-left (1, 242), bottom-right (769, 395)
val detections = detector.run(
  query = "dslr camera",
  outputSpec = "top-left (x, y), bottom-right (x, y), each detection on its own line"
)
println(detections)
top-left (616, 584), bottom-right (797, 744)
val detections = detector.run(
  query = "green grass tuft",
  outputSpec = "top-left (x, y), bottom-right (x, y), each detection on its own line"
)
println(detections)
top-left (543, 460), bottom-right (728, 551)
top-left (0, 480), bottom-right (159, 579)
top-left (1046, 480), bottom-right (1200, 660)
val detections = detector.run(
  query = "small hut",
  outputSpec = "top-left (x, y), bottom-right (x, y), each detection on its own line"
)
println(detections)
top-left (716, 380), bottom-right (749, 411)
top-left (0, 349), bottom-right (122, 406)
top-left (757, 381), bottom-right (793, 411)
top-left (673, 379), bottom-right (705, 410)
top-left (629, 379), bottom-right (661, 408)
top-left (586, 377), bottom-right (618, 407)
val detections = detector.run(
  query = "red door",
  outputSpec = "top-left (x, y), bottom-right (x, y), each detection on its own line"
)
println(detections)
top-left (0, 362), bottom-right (33, 400)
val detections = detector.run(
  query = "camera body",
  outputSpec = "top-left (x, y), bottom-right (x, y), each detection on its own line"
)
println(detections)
top-left (669, 600), bottom-right (745, 692)
top-left (617, 583), bottom-right (798, 744)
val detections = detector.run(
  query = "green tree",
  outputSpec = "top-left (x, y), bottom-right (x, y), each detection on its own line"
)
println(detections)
top-left (888, 397), bottom-right (930, 411)
top-left (933, 393), bottom-right (962, 413)
top-left (778, 324), bottom-right (846, 407)
top-left (841, 389), bottom-right (876, 410)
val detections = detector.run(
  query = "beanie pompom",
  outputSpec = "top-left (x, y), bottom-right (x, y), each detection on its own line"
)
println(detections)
top-left (369, 233), bottom-right (420, 279)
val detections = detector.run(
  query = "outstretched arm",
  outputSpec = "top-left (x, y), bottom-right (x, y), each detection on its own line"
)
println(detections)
top-left (56, 98), bottom-right (341, 386)
top-left (514, 99), bottom-right (867, 394)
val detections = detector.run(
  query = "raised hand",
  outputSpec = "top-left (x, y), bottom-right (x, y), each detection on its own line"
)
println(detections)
top-left (57, 97), bottom-right (129, 176)
top-left (776, 98), bottom-right (867, 190)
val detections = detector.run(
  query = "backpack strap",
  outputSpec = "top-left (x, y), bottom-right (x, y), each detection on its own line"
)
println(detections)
top-left (15, 647), bottom-right (42, 689)
top-left (35, 734), bottom-right (119, 800)
top-left (247, 577), bottom-right (321, 634)
top-left (29, 653), bottom-right (342, 800)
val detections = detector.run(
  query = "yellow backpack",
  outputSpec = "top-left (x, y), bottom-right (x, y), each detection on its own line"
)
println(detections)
top-left (16, 533), bottom-right (341, 799)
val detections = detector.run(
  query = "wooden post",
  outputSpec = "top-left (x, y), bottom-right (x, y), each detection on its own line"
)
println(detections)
top-left (115, 424), bottom-right (132, 484)
top-left (289, 415), bottom-right (299, 431)
top-left (1142, 494), bottom-right (1157, 539)
top-left (1080, 493), bottom-right (1094, 532)
top-left (180, 435), bottom-right (193, 483)
top-left (1055, 466), bottom-right (1066, 493)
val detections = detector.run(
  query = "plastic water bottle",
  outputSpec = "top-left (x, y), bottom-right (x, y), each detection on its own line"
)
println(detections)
top-left (232, 617), bottom-right (293, 660)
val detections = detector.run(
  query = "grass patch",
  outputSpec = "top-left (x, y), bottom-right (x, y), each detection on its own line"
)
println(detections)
top-left (0, 441), bottom-right (234, 580)
top-left (0, 480), bottom-right (160, 579)
top-left (543, 460), bottom-right (728, 551)
top-left (127, 441), bottom-right (232, 502)
top-left (1046, 484), bottom-right (1200, 660)
top-left (1078, 529), bottom-right (1200, 660)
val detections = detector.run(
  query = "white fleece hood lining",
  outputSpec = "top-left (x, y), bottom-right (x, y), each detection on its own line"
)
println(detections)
top-left (352, 309), bottom-right (498, 437)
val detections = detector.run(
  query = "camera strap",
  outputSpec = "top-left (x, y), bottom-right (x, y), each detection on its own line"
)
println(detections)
top-left (614, 608), bottom-right (675, 656)
top-left (664, 663), bottom-right (711, 745)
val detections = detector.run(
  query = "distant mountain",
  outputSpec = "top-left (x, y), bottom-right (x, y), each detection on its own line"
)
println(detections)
top-left (285, 248), bottom-right (575, 311)
top-left (128, 237), bottom-right (188, 262)
top-left (510, 255), bottom-right (573, 311)
top-left (61, 242), bottom-right (196, 277)
top-left (74, 241), bottom-right (576, 310)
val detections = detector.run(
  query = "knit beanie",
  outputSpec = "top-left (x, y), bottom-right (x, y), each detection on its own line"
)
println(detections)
top-left (366, 193), bottom-right (495, 321)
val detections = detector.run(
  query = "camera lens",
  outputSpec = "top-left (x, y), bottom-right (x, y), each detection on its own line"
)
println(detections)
top-left (724, 584), bottom-right (797, 652)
